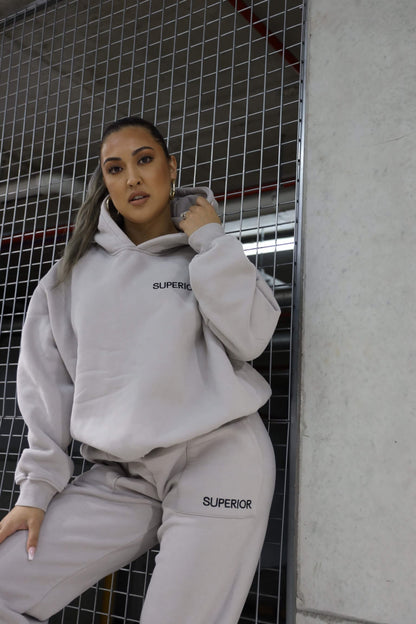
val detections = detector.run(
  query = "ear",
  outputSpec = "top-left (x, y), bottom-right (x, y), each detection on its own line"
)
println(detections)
top-left (168, 155), bottom-right (177, 180)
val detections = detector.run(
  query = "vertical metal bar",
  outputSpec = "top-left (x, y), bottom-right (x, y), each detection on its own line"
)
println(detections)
top-left (127, 1), bottom-right (140, 117)
top-left (122, 562), bottom-right (133, 622)
top-left (59, 5), bottom-right (94, 620)
top-left (58, 0), bottom-right (83, 247)
top-left (255, 0), bottom-right (272, 268)
top-left (165, 0), bottom-right (179, 146)
top-left (153, 0), bottom-right (166, 124)
top-left (222, 1), bottom-right (238, 226)
top-left (140, 0), bottom-right (152, 118)
top-left (44, 0), bottom-right (70, 261)
top-left (82, 0), bottom-right (103, 193)
top-left (247, 3), bottom-right (264, 623)
top-left (177, 0), bottom-right (192, 188)
top-left (207, 1), bottom-right (222, 190)
top-left (66, 0), bottom-right (92, 243)
top-left (30, 1), bottom-right (58, 274)
top-left (192, 1), bottom-right (208, 188)
top-left (272, 5), bottom-right (293, 621)
top-left (99, 0), bottom-right (116, 131)
top-left (286, 7), bottom-right (307, 623)
top-left (261, 0), bottom-right (274, 421)
top-left (239, 0), bottom-right (254, 242)
top-left (113, 0), bottom-right (128, 118)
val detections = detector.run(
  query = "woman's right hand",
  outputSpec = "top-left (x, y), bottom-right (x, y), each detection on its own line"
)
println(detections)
top-left (0, 505), bottom-right (45, 560)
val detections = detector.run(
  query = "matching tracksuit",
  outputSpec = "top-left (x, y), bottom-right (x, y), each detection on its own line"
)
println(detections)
top-left (0, 187), bottom-right (281, 623)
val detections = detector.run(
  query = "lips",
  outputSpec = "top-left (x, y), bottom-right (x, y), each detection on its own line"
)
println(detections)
top-left (129, 192), bottom-right (149, 202)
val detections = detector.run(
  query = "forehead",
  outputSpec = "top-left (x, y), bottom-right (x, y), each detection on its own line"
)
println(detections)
top-left (100, 126), bottom-right (159, 158)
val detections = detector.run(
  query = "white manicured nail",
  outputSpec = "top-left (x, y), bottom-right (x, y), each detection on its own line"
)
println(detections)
top-left (28, 547), bottom-right (36, 561)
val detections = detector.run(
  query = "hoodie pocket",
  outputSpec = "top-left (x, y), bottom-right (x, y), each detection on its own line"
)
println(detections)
top-left (163, 415), bottom-right (269, 519)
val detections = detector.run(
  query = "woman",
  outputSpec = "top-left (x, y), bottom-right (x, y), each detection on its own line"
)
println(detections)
top-left (0, 116), bottom-right (280, 623)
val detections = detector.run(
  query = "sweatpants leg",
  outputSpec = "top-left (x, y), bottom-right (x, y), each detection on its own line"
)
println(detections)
top-left (140, 413), bottom-right (276, 624)
top-left (0, 413), bottom-right (275, 623)
top-left (0, 463), bottom-right (161, 623)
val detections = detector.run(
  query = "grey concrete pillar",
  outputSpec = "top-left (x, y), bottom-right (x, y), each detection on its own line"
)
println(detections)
top-left (296, 1), bottom-right (416, 623)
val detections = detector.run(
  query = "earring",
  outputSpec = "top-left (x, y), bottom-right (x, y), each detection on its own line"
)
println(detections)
top-left (169, 180), bottom-right (176, 200)
top-left (106, 195), bottom-right (119, 215)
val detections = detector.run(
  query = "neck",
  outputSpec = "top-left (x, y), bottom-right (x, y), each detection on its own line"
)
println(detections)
top-left (122, 217), bottom-right (179, 245)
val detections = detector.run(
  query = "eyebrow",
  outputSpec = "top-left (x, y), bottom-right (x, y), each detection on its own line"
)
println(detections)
top-left (102, 146), bottom-right (154, 165)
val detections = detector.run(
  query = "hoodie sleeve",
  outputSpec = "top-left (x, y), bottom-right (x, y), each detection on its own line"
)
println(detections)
top-left (188, 222), bottom-right (281, 361)
top-left (14, 282), bottom-right (74, 512)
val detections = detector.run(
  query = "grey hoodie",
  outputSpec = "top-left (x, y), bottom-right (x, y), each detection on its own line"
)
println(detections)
top-left (15, 187), bottom-right (281, 511)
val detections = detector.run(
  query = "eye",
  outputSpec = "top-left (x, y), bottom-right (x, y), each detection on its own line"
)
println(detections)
top-left (139, 155), bottom-right (153, 164)
top-left (107, 166), bottom-right (122, 175)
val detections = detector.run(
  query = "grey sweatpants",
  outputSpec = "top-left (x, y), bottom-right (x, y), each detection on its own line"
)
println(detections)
top-left (0, 413), bottom-right (276, 624)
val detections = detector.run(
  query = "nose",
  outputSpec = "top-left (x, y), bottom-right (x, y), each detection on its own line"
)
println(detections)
top-left (126, 167), bottom-right (141, 187)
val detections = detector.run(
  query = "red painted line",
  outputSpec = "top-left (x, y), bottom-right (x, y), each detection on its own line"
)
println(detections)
top-left (227, 0), bottom-right (300, 73)
top-left (1, 181), bottom-right (295, 249)
top-left (1, 225), bottom-right (74, 250)
top-left (215, 179), bottom-right (294, 202)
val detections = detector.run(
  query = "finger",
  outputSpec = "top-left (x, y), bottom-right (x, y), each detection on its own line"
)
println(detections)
top-left (26, 519), bottom-right (42, 561)
top-left (193, 197), bottom-right (220, 219)
top-left (195, 195), bottom-right (210, 207)
top-left (0, 518), bottom-right (19, 544)
top-left (0, 522), bottom-right (8, 544)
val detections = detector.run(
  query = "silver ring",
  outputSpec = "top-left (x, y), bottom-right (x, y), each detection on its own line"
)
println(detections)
top-left (180, 211), bottom-right (189, 219)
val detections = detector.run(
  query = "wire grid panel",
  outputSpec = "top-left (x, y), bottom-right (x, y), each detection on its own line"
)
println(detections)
top-left (0, 0), bottom-right (306, 622)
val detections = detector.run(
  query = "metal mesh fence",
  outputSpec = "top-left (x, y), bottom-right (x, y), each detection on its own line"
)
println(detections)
top-left (0, 0), bottom-right (306, 621)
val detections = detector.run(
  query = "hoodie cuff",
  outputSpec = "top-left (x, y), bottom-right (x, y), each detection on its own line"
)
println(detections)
top-left (188, 223), bottom-right (226, 253)
top-left (15, 479), bottom-right (58, 512)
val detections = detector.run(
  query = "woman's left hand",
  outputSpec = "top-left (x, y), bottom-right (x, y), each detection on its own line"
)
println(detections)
top-left (178, 196), bottom-right (221, 236)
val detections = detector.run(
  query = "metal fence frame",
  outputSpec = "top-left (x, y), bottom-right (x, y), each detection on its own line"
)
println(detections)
top-left (0, 1), bottom-right (306, 621)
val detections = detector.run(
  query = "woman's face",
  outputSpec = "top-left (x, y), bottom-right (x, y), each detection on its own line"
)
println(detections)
top-left (100, 125), bottom-right (177, 234)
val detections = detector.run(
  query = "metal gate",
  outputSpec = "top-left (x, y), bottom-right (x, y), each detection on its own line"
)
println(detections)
top-left (0, 1), bottom-right (306, 621)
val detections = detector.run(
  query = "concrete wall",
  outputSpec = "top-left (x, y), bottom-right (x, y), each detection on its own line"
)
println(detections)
top-left (297, 1), bottom-right (416, 623)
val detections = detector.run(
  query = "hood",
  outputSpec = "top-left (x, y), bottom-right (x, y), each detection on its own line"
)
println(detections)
top-left (170, 186), bottom-right (218, 223)
top-left (94, 186), bottom-right (218, 255)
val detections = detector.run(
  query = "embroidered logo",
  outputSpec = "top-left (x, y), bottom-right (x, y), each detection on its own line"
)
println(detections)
top-left (153, 281), bottom-right (192, 291)
top-left (202, 496), bottom-right (252, 510)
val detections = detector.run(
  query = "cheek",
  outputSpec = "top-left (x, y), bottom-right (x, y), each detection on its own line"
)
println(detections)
top-left (103, 175), bottom-right (120, 194)
top-left (155, 168), bottom-right (173, 188)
